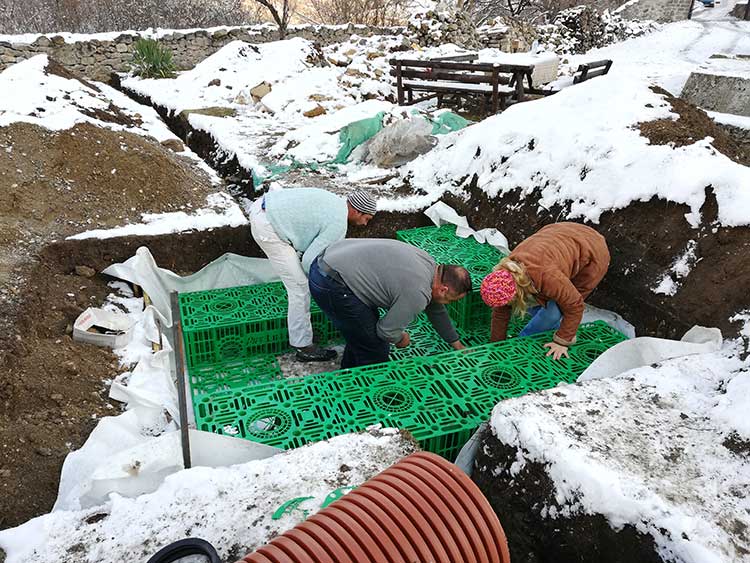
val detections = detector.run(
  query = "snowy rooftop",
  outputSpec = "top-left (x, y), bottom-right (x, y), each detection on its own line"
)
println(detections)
top-left (489, 348), bottom-right (750, 563)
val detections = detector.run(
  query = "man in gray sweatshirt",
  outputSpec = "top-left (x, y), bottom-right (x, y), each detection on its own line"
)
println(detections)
top-left (308, 238), bottom-right (471, 368)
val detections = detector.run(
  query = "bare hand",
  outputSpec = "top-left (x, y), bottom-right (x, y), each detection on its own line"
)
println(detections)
top-left (451, 340), bottom-right (466, 351)
top-left (395, 332), bottom-right (411, 348)
top-left (543, 342), bottom-right (569, 360)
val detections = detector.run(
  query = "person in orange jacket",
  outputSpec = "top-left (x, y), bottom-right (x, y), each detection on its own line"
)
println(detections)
top-left (480, 222), bottom-right (610, 360)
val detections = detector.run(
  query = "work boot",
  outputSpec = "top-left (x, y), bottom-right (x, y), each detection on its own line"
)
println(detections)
top-left (295, 344), bottom-right (337, 362)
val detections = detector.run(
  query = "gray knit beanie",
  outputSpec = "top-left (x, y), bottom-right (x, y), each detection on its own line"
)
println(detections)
top-left (347, 190), bottom-right (377, 216)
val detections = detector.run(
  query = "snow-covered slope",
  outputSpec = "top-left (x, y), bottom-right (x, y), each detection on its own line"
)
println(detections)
top-left (487, 347), bottom-right (750, 563)
top-left (396, 76), bottom-right (750, 226)
top-left (0, 429), bottom-right (415, 563)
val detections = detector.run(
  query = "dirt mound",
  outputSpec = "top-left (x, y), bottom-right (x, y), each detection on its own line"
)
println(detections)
top-left (473, 427), bottom-right (665, 563)
top-left (639, 86), bottom-right (750, 166)
top-left (0, 119), bottom-right (220, 529)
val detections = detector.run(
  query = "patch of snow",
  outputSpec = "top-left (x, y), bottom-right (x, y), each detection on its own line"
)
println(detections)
top-left (709, 110), bottom-right (750, 130)
top-left (490, 349), bottom-right (750, 563)
top-left (395, 78), bottom-right (750, 227)
top-left (122, 39), bottom-right (319, 113)
top-left (66, 192), bottom-right (247, 240)
top-left (0, 430), bottom-right (415, 563)
top-left (652, 240), bottom-right (699, 296)
top-left (568, 19), bottom-right (750, 95)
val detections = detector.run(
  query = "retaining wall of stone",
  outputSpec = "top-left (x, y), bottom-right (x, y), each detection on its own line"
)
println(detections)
top-left (0, 24), bottom-right (403, 80)
top-left (617, 0), bottom-right (693, 23)
top-left (732, 3), bottom-right (749, 18)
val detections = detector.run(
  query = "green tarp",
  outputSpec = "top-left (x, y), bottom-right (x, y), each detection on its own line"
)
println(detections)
top-left (254, 110), bottom-right (472, 185)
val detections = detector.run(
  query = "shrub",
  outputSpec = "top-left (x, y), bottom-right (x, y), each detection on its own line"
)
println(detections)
top-left (131, 38), bottom-right (176, 78)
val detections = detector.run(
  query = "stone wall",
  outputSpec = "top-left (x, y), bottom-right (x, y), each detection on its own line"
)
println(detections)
top-left (0, 24), bottom-right (403, 81)
top-left (616, 0), bottom-right (693, 23)
top-left (732, 3), bottom-right (749, 19)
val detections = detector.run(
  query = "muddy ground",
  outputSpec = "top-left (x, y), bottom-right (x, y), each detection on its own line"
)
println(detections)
top-left (0, 120), bottom-right (224, 528)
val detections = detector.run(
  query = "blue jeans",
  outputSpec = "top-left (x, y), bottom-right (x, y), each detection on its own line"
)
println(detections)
top-left (518, 301), bottom-right (563, 337)
top-left (308, 258), bottom-right (390, 369)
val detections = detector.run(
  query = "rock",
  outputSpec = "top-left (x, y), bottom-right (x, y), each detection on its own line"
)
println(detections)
top-left (35, 447), bottom-right (53, 457)
top-left (303, 105), bottom-right (326, 118)
top-left (74, 265), bottom-right (96, 278)
top-left (249, 81), bottom-right (272, 101)
top-left (160, 139), bottom-right (185, 152)
top-left (179, 107), bottom-right (236, 118)
top-left (208, 78), bottom-right (221, 86)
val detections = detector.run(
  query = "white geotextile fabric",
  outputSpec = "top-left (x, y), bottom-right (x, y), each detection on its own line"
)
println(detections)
top-left (102, 246), bottom-right (279, 326)
top-left (423, 201), bottom-right (511, 253)
top-left (55, 248), bottom-right (283, 512)
top-left (577, 325), bottom-right (723, 382)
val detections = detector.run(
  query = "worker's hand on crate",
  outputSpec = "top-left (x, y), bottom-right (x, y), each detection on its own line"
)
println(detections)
top-left (450, 340), bottom-right (466, 351)
top-left (543, 341), bottom-right (569, 360)
top-left (395, 332), bottom-right (411, 348)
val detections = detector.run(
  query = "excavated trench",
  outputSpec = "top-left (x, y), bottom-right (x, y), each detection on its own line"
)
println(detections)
top-left (3, 76), bottom-right (746, 559)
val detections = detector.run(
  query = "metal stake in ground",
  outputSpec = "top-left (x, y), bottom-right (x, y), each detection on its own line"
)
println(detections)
top-left (170, 290), bottom-right (192, 469)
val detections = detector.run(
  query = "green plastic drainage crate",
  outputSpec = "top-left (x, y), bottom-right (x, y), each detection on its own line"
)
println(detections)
top-left (396, 224), bottom-right (505, 329)
top-left (179, 282), bottom-right (338, 368)
top-left (192, 322), bottom-right (626, 460)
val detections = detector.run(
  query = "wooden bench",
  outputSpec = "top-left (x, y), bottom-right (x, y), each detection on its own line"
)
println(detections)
top-left (389, 58), bottom-right (534, 115)
top-left (528, 59), bottom-right (613, 96)
top-left (573, 59), bottom-right (613, 84)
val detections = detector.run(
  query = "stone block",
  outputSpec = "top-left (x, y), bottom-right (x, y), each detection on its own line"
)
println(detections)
top-left (682, 66), bottom-right (750, 117)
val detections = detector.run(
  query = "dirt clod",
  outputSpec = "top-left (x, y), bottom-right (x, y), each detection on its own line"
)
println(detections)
top-left (639, 86), bottom-right (749, 166)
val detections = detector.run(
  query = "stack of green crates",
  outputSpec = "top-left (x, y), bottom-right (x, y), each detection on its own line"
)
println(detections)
top-left (179, 283), bottom-right (338, 369)
top-left (192, 322), bottom-right (627, 460)
top-left (396, 224), bottom-right (505, 329)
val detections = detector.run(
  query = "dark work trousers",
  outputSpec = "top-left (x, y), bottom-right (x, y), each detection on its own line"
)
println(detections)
top-left (308, 257), bottom-right (390, 369)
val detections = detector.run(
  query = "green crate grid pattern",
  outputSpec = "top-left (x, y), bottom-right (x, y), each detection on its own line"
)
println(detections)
top-left (193, 321), bottom-right (626, 460)
top-left (388, 312), bottom-right (528, 362)
top-left (179, 282), bottom-right (338, 368)
top-left (396, 224), bottom-right (505, 328)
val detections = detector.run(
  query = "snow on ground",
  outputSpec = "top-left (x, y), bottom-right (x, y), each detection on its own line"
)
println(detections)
top-left (0, 429), bottom-right (416, 563)
top-left (0, 52), bottom-right (221, 182)
top-left (566, 17), bottom-right (750, 96)
top-left (395, 76), bottom-right (750, 226)
top-left (489, 345), bottom-right (750, 563)
top-left (652, 240), bottom-right (699, 296)
top-left (709, 110), bottom-right (750, 129)
top-left (121, 35), bottom-right (411, 182)
top-left (66, 192), bottom-right (247, 240)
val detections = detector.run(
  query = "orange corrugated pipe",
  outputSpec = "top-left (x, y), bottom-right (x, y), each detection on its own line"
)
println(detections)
top-left (238, 451), bottom-right (511, 563)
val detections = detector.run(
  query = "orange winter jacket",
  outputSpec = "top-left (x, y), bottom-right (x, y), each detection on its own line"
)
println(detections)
top-left (490, 222), bottom-right (610, 346)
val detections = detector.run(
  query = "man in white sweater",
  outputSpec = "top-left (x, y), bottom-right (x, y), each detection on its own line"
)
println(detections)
top-left (249, 187), bottom-right (377, 362)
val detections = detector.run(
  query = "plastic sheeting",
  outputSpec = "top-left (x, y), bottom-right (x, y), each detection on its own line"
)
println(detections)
top-left (423, 200), bottom-right (511, 253)
top-left (52, 247), bottom-right (283, 511)
top-left (333, 111), bottom-right (385, 164)
top-left (102, 246), bottom-right (279, 326)
top-left (368, 117), bottom-right (437, 168)
top-left (577, 326), bottom-right (722, 382)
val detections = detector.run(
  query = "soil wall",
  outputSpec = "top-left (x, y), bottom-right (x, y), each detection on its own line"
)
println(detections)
top-left (472, 427), bottom-right (665, 563)
top-left (440, 184), bottom-right (750, 341)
